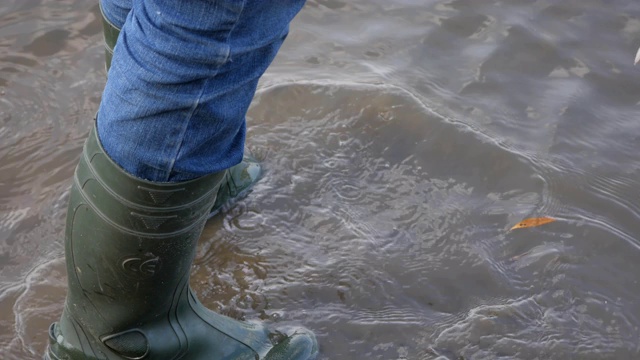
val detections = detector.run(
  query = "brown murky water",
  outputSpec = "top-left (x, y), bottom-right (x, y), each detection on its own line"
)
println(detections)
top-left (3, 0), bottom-right (640, 359)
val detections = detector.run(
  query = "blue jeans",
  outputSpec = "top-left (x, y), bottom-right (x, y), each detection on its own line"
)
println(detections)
top-left (98, 0), bottom-right (305, 182)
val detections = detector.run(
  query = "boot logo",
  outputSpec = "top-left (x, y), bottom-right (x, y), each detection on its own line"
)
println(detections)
top-left (130, 212), bottom-right (176, 230)
top-left (138, 186), bottom-right (184, 205)
top-left (120, 253), bottom-right (161, 279)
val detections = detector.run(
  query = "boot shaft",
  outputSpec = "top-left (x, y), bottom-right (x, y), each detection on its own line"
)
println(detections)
top-left (100, 5), bottom-right (119, 72)
top-left (63, 125), bottom-right (223, 333)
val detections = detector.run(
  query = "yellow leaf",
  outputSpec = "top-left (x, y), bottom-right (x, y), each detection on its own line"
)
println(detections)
top-left (510, 217), bottom-right (556, 231)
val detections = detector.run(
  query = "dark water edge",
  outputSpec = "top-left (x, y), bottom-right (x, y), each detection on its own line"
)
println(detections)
top-left (2, 1), bottom-right (640, 359)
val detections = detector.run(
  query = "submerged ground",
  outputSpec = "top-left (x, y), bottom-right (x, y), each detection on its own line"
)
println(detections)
top-left (2, 0), bottom-right (640, 359)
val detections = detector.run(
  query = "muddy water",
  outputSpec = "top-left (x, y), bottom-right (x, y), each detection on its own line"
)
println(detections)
top-left (3, 0), bottom-right (640, 359)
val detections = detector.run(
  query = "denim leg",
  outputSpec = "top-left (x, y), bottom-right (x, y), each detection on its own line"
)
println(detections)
top-left (99, 0), bottom-right (131, 28)
top-left (97, 0), bottom-right (306, 182)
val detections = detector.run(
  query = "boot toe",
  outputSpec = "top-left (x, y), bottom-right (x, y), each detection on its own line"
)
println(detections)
top-left (265, 328), bottom-right (319, 360)
top-left (210, 154), bottom-right (263, 216)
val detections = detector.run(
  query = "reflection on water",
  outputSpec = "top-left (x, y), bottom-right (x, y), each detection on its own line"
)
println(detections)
top-left (3, 0), bottom-right (640, 359)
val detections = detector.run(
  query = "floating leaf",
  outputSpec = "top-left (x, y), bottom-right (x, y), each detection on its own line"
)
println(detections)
top-left (510, 217), bottom-right (556, 231)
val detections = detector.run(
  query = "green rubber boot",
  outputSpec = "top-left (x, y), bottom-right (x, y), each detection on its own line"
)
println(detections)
top-left (46, 125), bottom-right (318, 359)
top-left (100, 9), bottom-right (262, 217)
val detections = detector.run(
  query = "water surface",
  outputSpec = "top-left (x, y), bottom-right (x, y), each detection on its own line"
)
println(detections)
top-left (2, 0), bottom-right (640, 359)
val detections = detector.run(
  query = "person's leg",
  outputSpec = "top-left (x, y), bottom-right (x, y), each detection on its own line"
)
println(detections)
top-left (98, 0), bottom-right (300, 182)
top-left (99, 0), bottom-right (263, 215)
top-left (100, 0), bottom-right (130, 28)
top-left (47, 0), bottom-right (318, 359)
